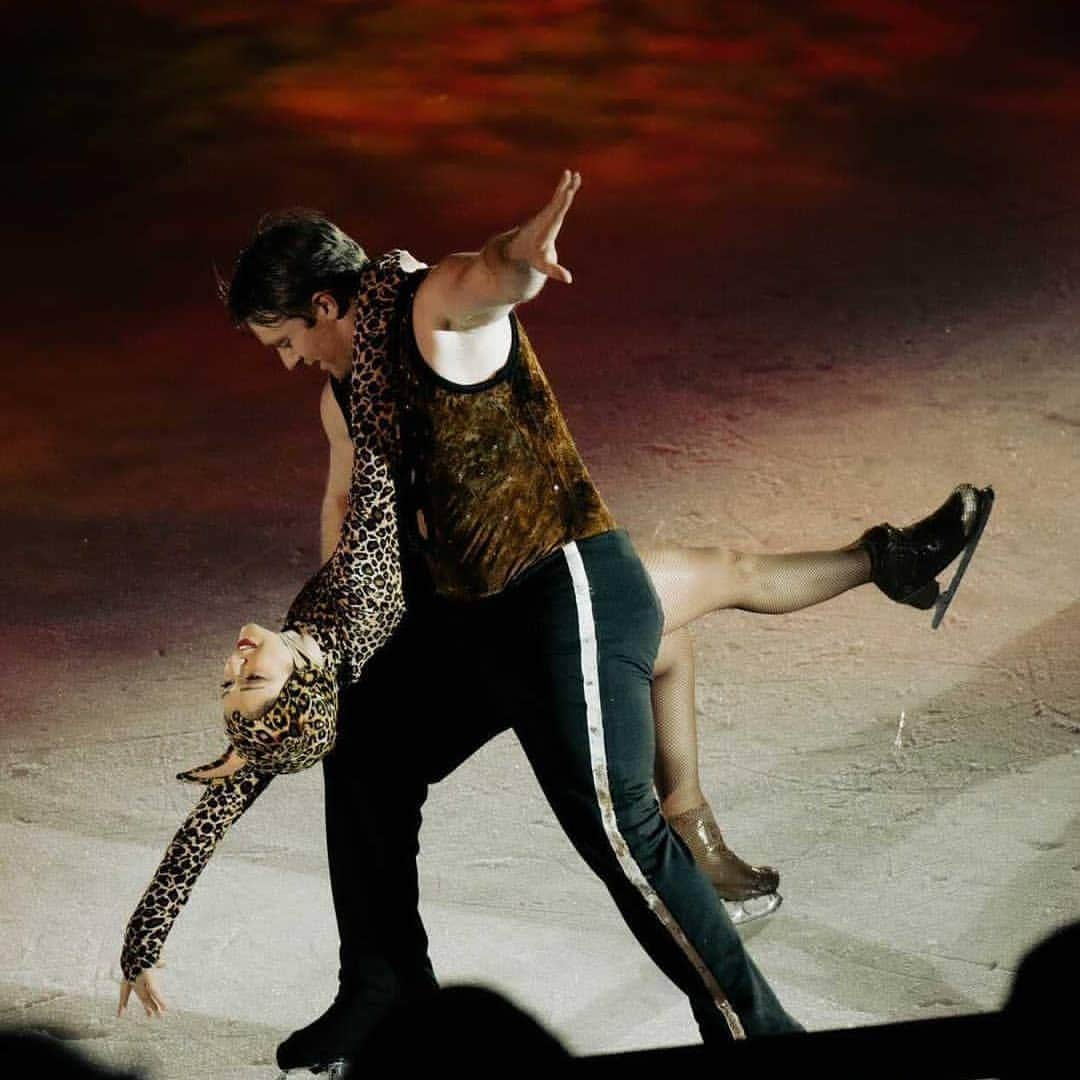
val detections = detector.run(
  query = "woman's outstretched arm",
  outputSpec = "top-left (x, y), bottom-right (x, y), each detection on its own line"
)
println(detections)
top-left (118, 767), bottom-right (273, 1006)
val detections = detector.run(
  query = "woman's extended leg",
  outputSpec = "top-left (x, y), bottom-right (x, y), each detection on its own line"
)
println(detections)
top-left (639, 483), bottom-right (994, 921)
top-left (640, 543), bottom-right (871, 636)
top-left (644, 483), bottom-right (993, 635)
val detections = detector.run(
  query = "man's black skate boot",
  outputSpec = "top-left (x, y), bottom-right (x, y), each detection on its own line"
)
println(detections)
top-left (860, 484), bottom-right (994, 623)
top-left (275, 995), bottom-right (369, 1076)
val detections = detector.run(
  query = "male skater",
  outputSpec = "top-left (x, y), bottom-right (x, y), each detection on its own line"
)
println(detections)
top-left (224, 172), bottom-right (802, 1067)
top-left (226, 174), bottom-right (987, 1069)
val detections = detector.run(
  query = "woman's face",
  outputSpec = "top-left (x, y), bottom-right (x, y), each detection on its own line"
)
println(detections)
top-left (221, 623), bottom-right (294, 716)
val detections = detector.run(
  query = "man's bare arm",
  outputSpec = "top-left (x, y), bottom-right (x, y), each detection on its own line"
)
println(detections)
top-left (319, 381), bottom-right (354, 562)
top-left (415, 170), bottom-right (581, 334)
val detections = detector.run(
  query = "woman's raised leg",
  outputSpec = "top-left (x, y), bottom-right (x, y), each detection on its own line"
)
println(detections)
top-left (641, 543), bottom-right (871, 635)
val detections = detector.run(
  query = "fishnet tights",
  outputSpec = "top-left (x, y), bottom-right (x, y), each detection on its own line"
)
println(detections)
top-left (643, 542), bottom-right (871, 815)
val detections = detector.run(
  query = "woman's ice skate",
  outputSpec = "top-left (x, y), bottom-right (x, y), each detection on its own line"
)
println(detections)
top-left (668, 804), bottom-right (782, 927)
top-left (860, 484), bottom-right (995, 627)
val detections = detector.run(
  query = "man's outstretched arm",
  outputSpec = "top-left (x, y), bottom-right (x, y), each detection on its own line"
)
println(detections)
top-left (415, 170), bottom-right (582, 334)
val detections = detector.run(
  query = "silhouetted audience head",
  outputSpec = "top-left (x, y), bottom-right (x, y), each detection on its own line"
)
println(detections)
top-left (361, 984), bottom-right (571, 1068)
top-left (0, 1031), bottom-right (142, 1078)
top-left (1000, 918), bottom-right (1077, 1076)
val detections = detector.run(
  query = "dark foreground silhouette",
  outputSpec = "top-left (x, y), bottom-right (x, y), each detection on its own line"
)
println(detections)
top-left (5, 920), bottom-right (1074, 1078)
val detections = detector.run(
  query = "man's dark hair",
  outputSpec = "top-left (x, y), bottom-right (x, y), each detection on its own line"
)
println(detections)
top-left (224, 210), bottom-right (369, 327)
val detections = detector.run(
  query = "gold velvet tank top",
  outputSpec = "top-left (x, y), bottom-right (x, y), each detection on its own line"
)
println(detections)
top-left (393, 269), bottom-right (615, 599)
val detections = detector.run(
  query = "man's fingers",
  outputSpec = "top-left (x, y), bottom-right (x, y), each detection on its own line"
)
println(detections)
top-left (548, 169), bottom-right (572, 205)
top-left (552, 169), bottom-right (580, 201)
top-left (535, 170), bottom-right (580, 230)
top-left (545, 171), bottom-right (581, 233)
top-left (535, 259), bottom-right (572, 284)
top-left (558, 170), bottom-right (582, 206)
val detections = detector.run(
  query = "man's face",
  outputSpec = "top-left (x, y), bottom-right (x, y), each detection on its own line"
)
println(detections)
top-left (247, 293), bottom-right (351, 378)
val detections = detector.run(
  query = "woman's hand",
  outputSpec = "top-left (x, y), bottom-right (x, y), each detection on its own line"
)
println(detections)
top-left (117, 969), bottom-right (167, 1018)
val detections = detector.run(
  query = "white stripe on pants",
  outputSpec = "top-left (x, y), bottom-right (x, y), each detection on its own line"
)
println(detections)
top-left (562, 540), bottom-right (745, 1040)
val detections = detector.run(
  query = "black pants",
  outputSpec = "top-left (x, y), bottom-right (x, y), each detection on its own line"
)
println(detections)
top-left (323, 529), bottom-right (801, 1044)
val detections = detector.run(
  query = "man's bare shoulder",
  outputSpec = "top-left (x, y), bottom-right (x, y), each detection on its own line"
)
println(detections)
top-left (398, 250), bottom-right (427, 273)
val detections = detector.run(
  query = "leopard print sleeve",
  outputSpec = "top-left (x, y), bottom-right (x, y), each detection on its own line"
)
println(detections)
top-left (120, 766), bottom-right (272, 982)
top-left (284, 251), bottom-right (413, 685)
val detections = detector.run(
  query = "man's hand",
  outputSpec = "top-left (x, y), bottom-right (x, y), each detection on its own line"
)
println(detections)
top-left (412, 171), bottom-right (583, 377)
top-left (118, 969), bottom-right (167, 1018)
top-left (501, 169), bottom-right (582, 285)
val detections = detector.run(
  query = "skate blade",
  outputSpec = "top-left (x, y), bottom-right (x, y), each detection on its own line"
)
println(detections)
top-left (931, 486), bottom-right (994, 630)
top-left (276, 1060), bottom-right (348, 1079)
top-left (727, 891), bottom-right (782, 928)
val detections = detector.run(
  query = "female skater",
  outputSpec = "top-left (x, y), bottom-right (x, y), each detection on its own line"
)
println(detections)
top-left (118, 478), bottom-right (991, 1018)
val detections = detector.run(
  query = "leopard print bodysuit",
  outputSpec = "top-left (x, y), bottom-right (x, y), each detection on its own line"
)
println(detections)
top-left (120, 252), bottom-right (412, 983)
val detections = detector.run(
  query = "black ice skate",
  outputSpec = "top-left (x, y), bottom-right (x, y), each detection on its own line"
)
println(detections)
top-left (929, 486), bottom-right (995, 629)
top-left (276, 1060), bottom-right (348, 1079)
top-left (860, 484), bottom-right (994, 628)
top-left (275, 995), bottom-right (365, 1079)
